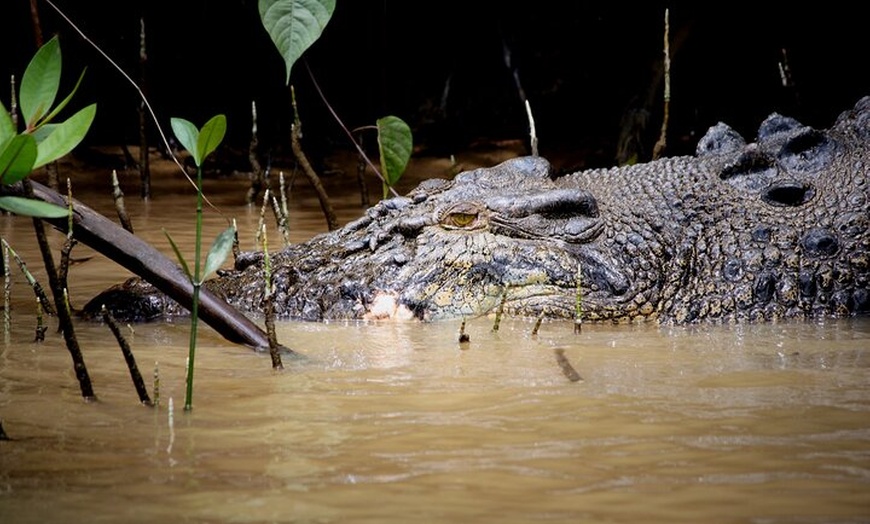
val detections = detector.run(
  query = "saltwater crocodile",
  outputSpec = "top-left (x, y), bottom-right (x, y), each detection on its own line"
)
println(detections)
top-left (85, 96), bottom-right (870, 324)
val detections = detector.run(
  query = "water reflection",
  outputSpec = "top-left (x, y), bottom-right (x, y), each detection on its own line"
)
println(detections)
top-left (0, 174), bottom-right (869, 523)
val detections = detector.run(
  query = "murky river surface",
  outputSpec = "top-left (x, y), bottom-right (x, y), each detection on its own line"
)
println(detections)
top-left (1, 163), bottom-right (869, 523)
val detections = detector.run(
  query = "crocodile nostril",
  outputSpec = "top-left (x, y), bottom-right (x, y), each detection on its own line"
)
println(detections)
top-left (763, 183), bottom-right (815, 207)
top-left (777, 128), bottom-right (836, 173)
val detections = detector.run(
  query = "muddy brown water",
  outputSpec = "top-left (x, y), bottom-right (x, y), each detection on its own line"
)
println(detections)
top-left (1, 154), bottom-right (869, 523)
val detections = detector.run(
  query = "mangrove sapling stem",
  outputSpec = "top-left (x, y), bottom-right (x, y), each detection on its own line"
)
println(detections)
top-left (101, 305), bottom-right (152, 406)
top-left (231, 218), bottom-right (241, 264)
top-left (23, 180), bottom-right (95, 400)
top-left (531, 312), bottom-right (545, 336)
top-left (1, 240), bottom-right (54, 315)
top-left (153, 361), bottom-right (160, 407)
top-left (246, 101), bottom-right (266, 205)
top-left (8, 75), bottom-right (17, 129)
top-left (492, 288), bottom-right (508, 333)
top-left (270, 195), bottom-right (290, 247)
top-left (138, 16), bottom-right (151, 200)
top-left (279, 172), bottom-right (289, 220)
top-left (458, 317), bottom-right (470, 345)
top-left (57, 180), bottom-right (78, 302)
top-left (652, 8), bottom-right (671, 161)
top-left (525, 99), bottom-right (539, 157)
top-left (167, 397), bottom-right (175, 455)
top-left (256, 188), bottom-right (270, 249)
top-left (183, 162), bottom-right (207, 412)
top-left (261, 225), bottom-right (283, 370)
top-left (290, 86), bottom-right (338, 231)
top-left (574, 264), bottom-right (583, 334)
top-left (3, 241), bottom-right (10, 333)
top-left (35, 298), bottom-right (46, 342)
top-left (111, 170), bottom-right (134, 233)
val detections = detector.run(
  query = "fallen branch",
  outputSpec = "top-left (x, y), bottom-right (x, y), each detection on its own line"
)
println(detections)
top-left (3, 179), bottom-right (292, 354)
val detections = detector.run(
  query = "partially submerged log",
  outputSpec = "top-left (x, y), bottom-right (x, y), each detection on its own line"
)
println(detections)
top-left (3, 180), bottom-right (291, 354)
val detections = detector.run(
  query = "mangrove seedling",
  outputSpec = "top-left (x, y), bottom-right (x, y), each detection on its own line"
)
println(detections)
top-left (167, 114), bottom-right (234, 412)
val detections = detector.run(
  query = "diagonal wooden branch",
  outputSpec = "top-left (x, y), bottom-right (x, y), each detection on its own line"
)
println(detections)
top-left (4, 180), bottom-right (293, 355)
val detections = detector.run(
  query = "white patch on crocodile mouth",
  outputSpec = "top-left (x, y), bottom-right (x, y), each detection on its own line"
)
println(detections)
top-left (364, 292), bottom-right (416, 321)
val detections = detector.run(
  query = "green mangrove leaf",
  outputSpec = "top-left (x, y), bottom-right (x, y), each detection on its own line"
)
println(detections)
top-left (37, 68), bottom-right (88, 131)
top-left (0, 135), bottom-right (37, 185)
top-left (31, 122), bottom-right (56, 144)
top-left (163, 229), bottom-right (192, 280)
top-left (259, 0), bottom-right (336, 84)
top-left (197, 114), bottom-right (227, 164)
top-left (171, 117), bottom-right (200, 166)
top-left (0, 196), bottom-right (68, 218)
top-left (202, 226), bottom-right (236, 281)
top-left (376, 115), bottom-right (413, 187)
top-left (0, 103), bottom-right (15, 144)
top-left (33, 104), bottom-right (96, 169)
top-left (20, 35), bottom-right (61, 130)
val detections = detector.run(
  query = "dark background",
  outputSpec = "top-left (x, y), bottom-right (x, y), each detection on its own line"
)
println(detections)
top-left (2, 1), bottom-right (867, 171)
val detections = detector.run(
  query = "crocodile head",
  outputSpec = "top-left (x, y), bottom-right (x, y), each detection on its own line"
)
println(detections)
top-left (214, 156), bottom-right (614, 321)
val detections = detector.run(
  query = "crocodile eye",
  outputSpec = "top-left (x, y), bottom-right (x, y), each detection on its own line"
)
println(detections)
top-left (438, 202), bottom-right (487, 230)
top-left (446, 212), bottom-right (478, 228)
